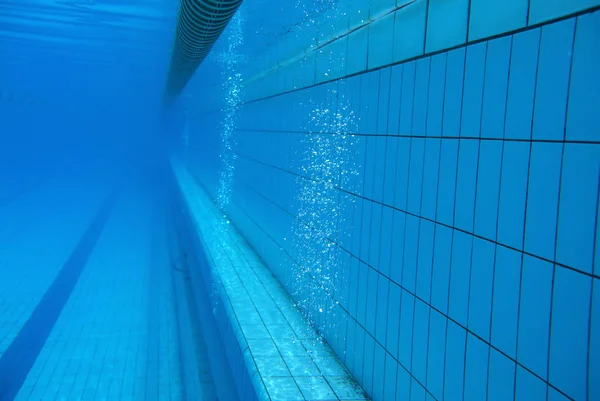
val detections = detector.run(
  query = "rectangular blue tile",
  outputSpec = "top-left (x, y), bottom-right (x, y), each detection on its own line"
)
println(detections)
top-left (387, 282), bottom-right (402, 359)
top-left (384, 352), bottom-right (398, 400)
top-left (366, 268), bottom-right (379, 335)
top-left (590, 281), bottom-right (600, 401)
top-left (469, 0), bottom-right (528, 41)
top-left (378, 68), bottom-right (392, 133)
top-left (556, 144), bottom-right (599, 273)
top-left (454, 139), bottom-right (479, 232)
top-left (518, 255), bottom-right (553, 379)
top-left (460, 43), bottom-right (487, 137)
top-left (399, 62), bottom-right (416, 136)
top-left (369, 12), bottom-right (394, 69)
top-left (372, 343), bottom-right (386, 400)
top-left (532, 18), bottom-right (576, 140)
top-left (549, 267), bottom-right (592, 401)
top-left (488, 349), bottom-right (516, 401)
top-left (468, 238), bottom-right (495, 341)
top-left (350, 75), bottom-right (364, 118)
top-left (346, 320), bottom-right (357, 369)
top-left (426, 0), bottom-right (469, 52)
top-left (353, 326), bottom-right (365, 379)
top-left (375, 277), bottom-right (389, 345)
top-left (421, 138), bottom-right (441, 221)
top-left (396, 364), bottom-right (411, 400)
top-left (464, 334), bottom-right (489, 401)
top-left (362, 335), bottom-right (375, 395)
top-left (398, 291), bottom-right (415, 368)
top-left (411, 300), bottom-right (430, 384)
top-left (393, 0), bottom-right (427, 62)
top-left (374, 137), bottom-right (388, 203)
top-left (443, 48), bottom-right (466, 137)
top-left (361, 72), bottom-right (380, 134)
top-left (426, 53), bottom-right (446, 137)
top-left (596, 208), bottom-right (600, 277)
top-left (525, 142), bottom-right (562, 261)
top-left (360, 200), bottom-right (372, 267)
top-left (348, 259), bottom-right (360, 318)
top-left (390, 211), bottom-right (406, 284)
top-left (407, 138), bottom-right (425, 214)
top-left (347, 28), bottom-right (368, 76)
top-left (449, 230), bottom-right (473, 327)
top-left (529, 0), bottom-right (600, 25)
top-left (380, 206), bottom-right (394, 278)
top-left (431, 225), bottom-right (453, 314)
top-left (388, 65), bottom-right (403, 135)
top-left (416, 220), bottom-right (435, 303)
top-left (426, 310), bottom-right (446, 400)
top-left (340, 253), bottom-right (353, 309)
top-left (395, 138), bottom-right (411, 210)
top-left (444, 322), bottom-right (466, 401)
top-left (356, 136), bottom-right (368, 193)
top-left (567, 11), bottom-right (600, 141)
top-left (413, 58), bottom-right (431, 136)
top-left (474, 140), bottom-right (503, 241)
top-left (491, 246), bottom-right (522, 358)
top-left (436, 139), bottom-right (459, 226)
top-left (481, 36), bottom-right (512, 139)
top-left (383, 137), bottom-right (399, 206)
top-left (402, 216), bottom-right (420, 293)
top-left (357, 263), bottom-right (369, 327)
top-left (364, 138), bottom-right (376, 200)
top-left (497, 141), bottom-right (530, 250)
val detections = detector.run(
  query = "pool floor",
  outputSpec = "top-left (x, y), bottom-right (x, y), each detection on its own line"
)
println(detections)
top-left (0, 174), bottom-right (193, 400)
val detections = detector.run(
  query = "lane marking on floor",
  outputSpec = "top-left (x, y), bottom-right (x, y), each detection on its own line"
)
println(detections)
top-left (0, 190), bottom-right (119, 401)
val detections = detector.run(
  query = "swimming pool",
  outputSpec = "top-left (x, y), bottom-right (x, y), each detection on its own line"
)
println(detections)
top-left (1, 0), bottom-right (599, 400)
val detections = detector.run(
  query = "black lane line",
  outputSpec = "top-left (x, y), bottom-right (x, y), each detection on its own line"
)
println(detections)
top-left (145, 207), bottom-right (162, 401)
top-left (0, 190), bottom-right (119, 401)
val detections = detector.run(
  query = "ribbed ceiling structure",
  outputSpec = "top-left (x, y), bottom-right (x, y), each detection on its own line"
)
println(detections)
top-left (164, 0), bottom-right (243, 100)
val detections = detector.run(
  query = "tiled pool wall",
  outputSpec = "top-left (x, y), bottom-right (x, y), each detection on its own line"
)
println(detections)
top-left (186, 1), bottom-right (600, 400)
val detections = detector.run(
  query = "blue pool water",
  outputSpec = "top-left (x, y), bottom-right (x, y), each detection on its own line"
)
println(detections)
top-left (1, 1), bottom-right (599, 400)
